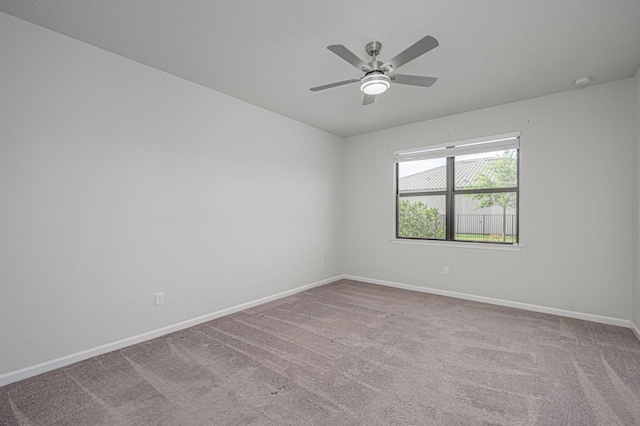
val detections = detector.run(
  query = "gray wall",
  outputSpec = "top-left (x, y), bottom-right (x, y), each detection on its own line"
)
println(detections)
top-left (1, 9), bottom-right (639, 380)
top-left (633, 67), bottom-right (640, 329)
top-left (0, 13), bottom-right (345, 375)
top-left (345, 79), bottom-right (634, 320)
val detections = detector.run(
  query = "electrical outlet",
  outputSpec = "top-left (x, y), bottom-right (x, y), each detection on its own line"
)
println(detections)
top-left (155, 292), bottom-right (164, 305)
top-left (321, 259), bottom-right (326, 267)
top-left (444, 266), bottom-right (450, 275)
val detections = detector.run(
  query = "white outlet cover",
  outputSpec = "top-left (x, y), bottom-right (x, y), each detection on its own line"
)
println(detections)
top-left (155, 292), bottom-right (164, 305)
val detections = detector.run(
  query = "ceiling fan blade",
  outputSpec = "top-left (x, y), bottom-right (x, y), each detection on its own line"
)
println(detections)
top-left (391, 74), bottom-right (438, 87)
top-left (327, 45), bottom-right (372, 71)
top-left (382, 35), bottom-right (439, 71)
top-left (363, 94), bottom-right (376, 106)
top-left (310, 78), bottom-right (360, 92)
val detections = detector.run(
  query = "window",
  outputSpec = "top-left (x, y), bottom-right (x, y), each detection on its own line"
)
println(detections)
top-left (395, 133), bottom-right (519, 244)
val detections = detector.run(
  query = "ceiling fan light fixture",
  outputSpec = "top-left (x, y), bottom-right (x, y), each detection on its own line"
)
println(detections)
top-left (360, 73), bottom-right (391, 95)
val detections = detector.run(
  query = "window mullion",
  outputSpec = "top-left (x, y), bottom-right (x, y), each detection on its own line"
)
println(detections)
top-left (446, 156), bottom-right (454, 241)
top-left (399, 191), bottom-right (447, 197)
top-left (454, 187), bottom-right (516, 195)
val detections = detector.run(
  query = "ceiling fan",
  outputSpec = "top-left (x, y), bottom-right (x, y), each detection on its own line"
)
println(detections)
top-left (310, 35), bottom-right (439, 106)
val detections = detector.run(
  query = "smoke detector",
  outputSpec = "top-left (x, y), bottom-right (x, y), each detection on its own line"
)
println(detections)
top-left (574, 77), bottom-right (591, 87)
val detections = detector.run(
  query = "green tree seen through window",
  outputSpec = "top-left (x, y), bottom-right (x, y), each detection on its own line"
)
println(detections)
top-left (466, 150), bottom-right (517, 242)
top-left (397, 199), bottom-right (445, 239)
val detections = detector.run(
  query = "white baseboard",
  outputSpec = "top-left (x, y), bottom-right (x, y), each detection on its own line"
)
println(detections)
top-left (2, 274), bottom-right (636, 388)
top-left (0, 275), bottom-right (342, 388)
top-left (631, 321), bottom-right (640, 342)
top-left (343, 274), bottom-right (631, 328)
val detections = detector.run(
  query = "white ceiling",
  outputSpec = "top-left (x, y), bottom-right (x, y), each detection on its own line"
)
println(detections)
top-left (1, 1), bottom-right (640, 138)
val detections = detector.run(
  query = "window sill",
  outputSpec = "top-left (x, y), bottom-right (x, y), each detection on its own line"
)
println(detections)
top-left (390, 238), bottom-right (523, 251)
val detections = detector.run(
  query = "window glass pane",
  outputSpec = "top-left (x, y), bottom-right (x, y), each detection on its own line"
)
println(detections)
top-left (397, 195), bottom-right (446, 239)
top-left (454, 193), bottom-right (517, 243)
top-left (455, 149), bottom-right (517, 190)
top-left (398, 158), bottom-right (446, 193)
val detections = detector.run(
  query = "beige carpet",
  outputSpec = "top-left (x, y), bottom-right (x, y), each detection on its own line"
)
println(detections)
top-left (1, 279), bottom-right (640, 425)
